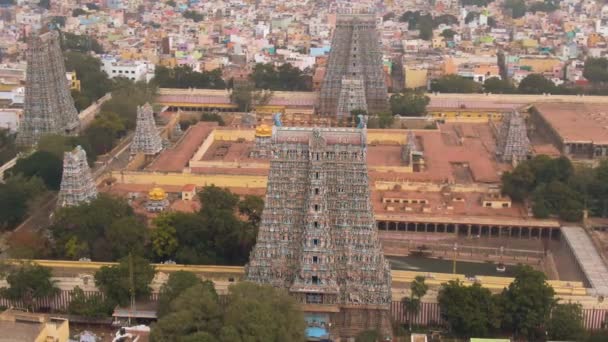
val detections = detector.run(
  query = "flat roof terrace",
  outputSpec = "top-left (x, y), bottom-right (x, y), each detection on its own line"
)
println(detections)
top-left (535, 103), bottom-right (608, 145)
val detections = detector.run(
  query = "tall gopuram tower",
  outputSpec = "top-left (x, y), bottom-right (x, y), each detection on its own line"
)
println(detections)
top-left (494, 111), bottom-right (530, 164)
top-left (17, 30), bottom-right (80, 147)
top-left (58, 146), bottom-right (98, 207)
top-left (319, 12), bottom-right (389, 118)
top-left (130, 103), bottom-right (163, 155)
top-left (245, 125), bottom-right (392, 339)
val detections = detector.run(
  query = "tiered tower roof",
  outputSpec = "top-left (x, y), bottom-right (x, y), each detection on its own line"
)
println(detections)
top-left (58, 146), bottom-right (97, 207)
top-left (131, 103), bottom-right (163, 155)
top-left (17, 31), bottom-right (80, 146)
top-left (246, 126), bottom-right (391, 307)
top-left (319, 13), bottom-right (388, 116)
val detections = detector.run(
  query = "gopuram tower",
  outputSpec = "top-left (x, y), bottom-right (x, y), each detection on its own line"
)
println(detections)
top-left (319, 12), bottom-right (389, 118)
top-left (17, 31), bottom-right (80, 146)
top-left (246, 123), bottom-right (392, 339)
top-left (58, 146), bottom-right (97, 207)
top-left (130, 103), bottom-right (163, 156)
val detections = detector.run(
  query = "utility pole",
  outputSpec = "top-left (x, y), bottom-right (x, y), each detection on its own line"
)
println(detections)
top-left (128, 253), bottom-right (135, 326)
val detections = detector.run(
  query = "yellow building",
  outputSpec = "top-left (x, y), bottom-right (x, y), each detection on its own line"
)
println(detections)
top-left (65, 72), bottom-right (81, 91)
top-left (427, 101), bottom-right (523, 123)
top-left (432, 36), bottom-right (445, 49)
top-left (404, 66), bottom-right (428, 89)
top-left (518, 57), bottom-right (561, 73)
top-left (0, 309), bottom-right (69, 342)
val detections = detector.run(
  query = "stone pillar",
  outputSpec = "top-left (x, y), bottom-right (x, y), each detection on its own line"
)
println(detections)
top-left (467, 224), bottom-right (472, 237)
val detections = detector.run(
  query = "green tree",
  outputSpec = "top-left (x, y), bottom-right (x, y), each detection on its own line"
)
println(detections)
top-left (151, 283), bottom-right (222, 341)
top-left (105, 217), bottom-right (148, 260)
top-left (418, 15), bottom-right (434, 40)
top-left (183, 10), bottom-right (204, 22)
top-left (484, 77), bottom-right (517, 94)
top-left (61, 32), bottom-right (103, 54)
top-left (38, 0), bottom-right (50, 9)
top-left (518, 73), bottom-right (556, 94)
top-left (0, 262), bottom-right (59, 310)
top-left (389, 90), bottom-right (430, 116)
top-left (151, 214), bottom-right (179, 260)
top-left (430, 75), bottom-right (481, 93)
top-left (501, 265), bottom-right (556, 340)
top-left (355, 330), bottom-right (381, 342)
top-left (94, 255), bottom-right (156, 307)
top-left (440, 29), bottom-right (456, 40)
top-left (157, 271), bottom-right (214, 318)
top-left (50, 194), bottom-right (135, 260)
top-left (72, 8), bottom-right (87, 17)
top-left (68, 286), bottom-right (113, 318)
top-left (238, 195), bottom-right (264, 226)
top-left (250, 63), bottom-right (310, 91)
top-left (504, 0), bottom-right (527, 18)
top-left (230, 85), bottom-right (254, 112)
top-left (377, 112), bottom-right (395, 128)
top-left (438, 280), bottom-right (500, 337)
top-left (153, 65), bottom-right (226, 89)
top-left (64, 52), bottom-right (112, 102)
top-left (221, 282), bottom-right (305, 341)
top-left (0, 176), bottom-right (45, 230)
top-left (583, 57), bottom-right (608, 83)
top-left (548, 302), bottom-right (584, 341)
top-left (402, 276), bottom-right (428, 331)
top-left (9, 151), bottom-right (63, 190)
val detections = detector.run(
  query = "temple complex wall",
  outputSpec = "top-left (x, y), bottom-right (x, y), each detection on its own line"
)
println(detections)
top-left (109, 171), bottom-right (268, 188)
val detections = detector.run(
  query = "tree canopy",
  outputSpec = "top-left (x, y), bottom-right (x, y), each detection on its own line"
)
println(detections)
top-left (0, 262), bottom-right (59, 310)
top-left (518, 73), bottom-right (557, 94)
top-left (548, 302), bottom-right (584, 341)
top-left (501, 155), bottom-right (593, 221)
top-left (153, 65), bottom-right (226, 89)
top-left (157, 271), bottom-right (215, 318)
top-left (438, 265), bottom-right (558, 339)
top-left (50, 194), bottom-right (140, 261)
top-left (389, 90), bottom-right (430, 116)
top-left (501, 266), bottom-right (556, 339)
top-left (0, 176), bottom-right (45, 231)
top-left (9, 151), bottom-right (63, 190)
top-left (151, 282), bottom-right (306, 342)
top-left (438, 280), bottom-right (500, 337)
top-left (430, 75), bottom-right (481, 93)
top-left (94, 255), bottom-right (156, 307)
top-left (484, 77), bottom-right (517, 94)
top-left (250, 63), bottom-right (310, 91)
top-left (583, 57), bottom-right (608, 83)
top-left (68, 286), bottom-right (113, 318)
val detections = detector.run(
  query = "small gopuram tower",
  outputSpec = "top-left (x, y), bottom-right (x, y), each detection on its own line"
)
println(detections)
top-left (494, 111), bottom-right (530, 164)
top-left (58, 146), bottom-right (97, 207)
top-left (319, 12), bottom-right (388, 117)
top-left (17, 30), bottom-right (80, 146)
top-left (131, 103), bottom-right (163, 155)
top-left (246, 122), bottom-right (392, 339)
top-left (336, 76), bottom-right (368, 119)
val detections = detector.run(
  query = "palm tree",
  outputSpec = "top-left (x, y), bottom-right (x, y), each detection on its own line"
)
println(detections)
top-left (401, 275), bottom-right (428, 331)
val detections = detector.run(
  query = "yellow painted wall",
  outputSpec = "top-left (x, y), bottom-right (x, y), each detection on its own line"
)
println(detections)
top-left (367, 129), bottom-right (410, 144)
top-left (214, 129), bottom-right (256, 141)
top-left (111, 171), bottom-right (268, 188)
top-left (428, 110), bottom-right (504, 123)
top-left (35, 320), bottom-right (69, 342)
top-left (404, 67), bottom-right (428, 89)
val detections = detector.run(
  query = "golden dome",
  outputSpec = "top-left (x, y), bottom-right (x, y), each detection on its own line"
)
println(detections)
top-left (255, 124), bottom-right (272, 137)
top-left (148, 187), bottom-right (167, 201)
